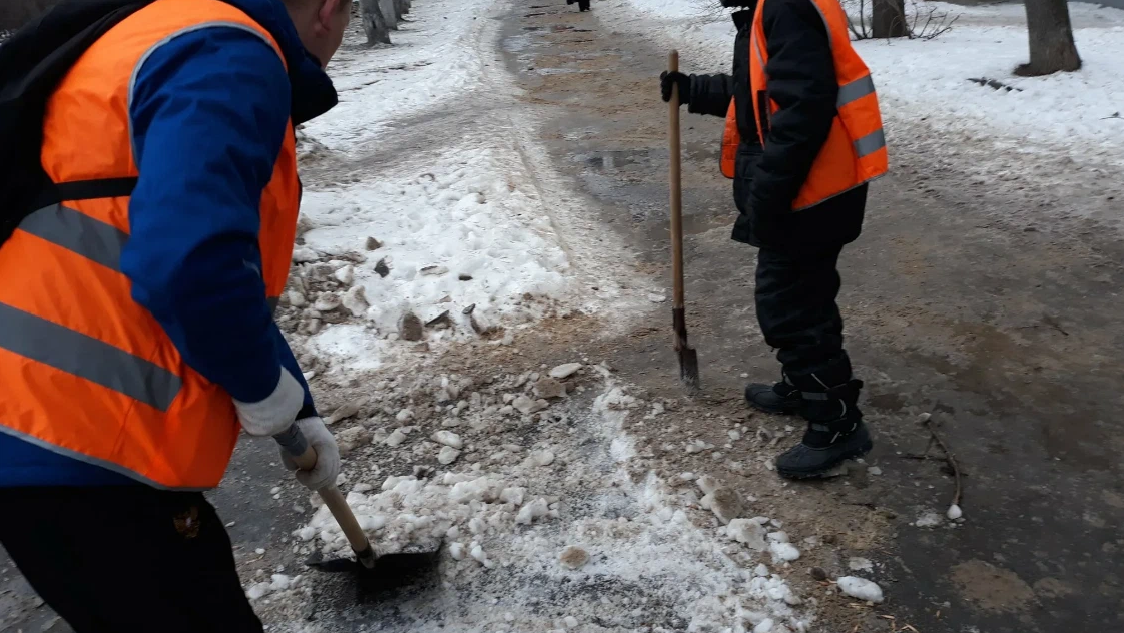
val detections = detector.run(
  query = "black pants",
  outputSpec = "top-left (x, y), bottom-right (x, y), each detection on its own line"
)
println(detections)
top-left (0, 486), bottom-right (262, 633)
top-left (754, 245), bottom-right (847, 378)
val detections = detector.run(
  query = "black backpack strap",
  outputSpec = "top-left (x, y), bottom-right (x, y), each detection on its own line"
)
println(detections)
top-left (0, 1), bottom-right (153, 246)
top-left (32, 177), bottom-right (139, 210)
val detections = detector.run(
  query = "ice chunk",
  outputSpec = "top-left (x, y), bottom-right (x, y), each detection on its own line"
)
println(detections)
top-left (836, 576), bottom-right (884, 603)
top-left (727, 519), bottom-right (767, 551)
top-left (438, 446), bottom-right (461, 465)
top-left (769, 541), bottom-right (800, 562)
top-left (432, 431), bottom-right (464, 449)
top-left (515, 498), bottom-right (549, 525)
top-left (549, 363), bottom-right (582, 379)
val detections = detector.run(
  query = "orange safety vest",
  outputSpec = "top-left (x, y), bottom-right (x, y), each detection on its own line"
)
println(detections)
top-left (720, 0), bottom-right (888, 211)
top-left (0, 0), bottom-right (301, 489)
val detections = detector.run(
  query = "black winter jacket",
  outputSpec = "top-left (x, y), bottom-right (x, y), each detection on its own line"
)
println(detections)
top-left (687, 3), bottom-right (867, 255)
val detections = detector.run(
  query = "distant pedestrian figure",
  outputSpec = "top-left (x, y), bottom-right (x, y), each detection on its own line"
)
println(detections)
top-left (567, 0), bottom-right (591, 11)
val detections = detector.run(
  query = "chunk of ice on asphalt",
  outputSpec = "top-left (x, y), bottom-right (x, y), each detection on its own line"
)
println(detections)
top-left (696, 475), bottom-right (719, 496)
top-left (549, 363), bottom-right (582, 379)
top-left (836, 576), bottom-right (885, 603)
top-left (500, 487), bottom-right (526, 506)
top-left (269, 574), bottom-right (293, 591)
top-left (947, 503), bottom-right (963, 520)
top-left (522, 450), bottom-right (555, 468)
top-left (767, 531), bottom-right (789, 543)
top-left (246, 582), bottom-right (272, 600)
top-left (385, 429), bottom-right (408, 447)
top-left (432, 430), bottom-right (464, 449)
top-left (753, 618), bottom-right (775, 633)
top-left (438, 446), bottom-right (461, 465)
top-left (753, 563), bottom-right (769, 577)
top-left (449, 542), bottom-right (466, 561)
top-left (769, 541), bottom-right (800, 562)
top-left (727, 519), bottom-right (767, 551)
top-left (515, 498), bottom-right (549, 525)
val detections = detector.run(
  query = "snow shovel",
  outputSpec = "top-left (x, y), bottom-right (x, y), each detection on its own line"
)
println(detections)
top-left (273, 424), bottom-right (440, 593)
top-left (667, 50), bottom-right (700, 393)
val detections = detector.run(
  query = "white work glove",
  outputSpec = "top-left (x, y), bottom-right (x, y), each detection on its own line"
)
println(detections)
top-left (233, 368), bottom-right (305, 437)
top-left (279, 417), bottom-right (341, 491)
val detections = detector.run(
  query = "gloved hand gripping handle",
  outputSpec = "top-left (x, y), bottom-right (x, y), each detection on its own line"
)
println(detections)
top-left (273, 425), bottom-right (377, 569)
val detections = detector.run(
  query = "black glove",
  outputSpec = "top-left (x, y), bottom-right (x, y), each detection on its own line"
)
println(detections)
top-left (660, 71), bottom-right (691, 106)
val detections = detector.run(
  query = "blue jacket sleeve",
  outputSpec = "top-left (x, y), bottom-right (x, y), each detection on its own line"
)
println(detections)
top-left (122, 26), bottom-right (314, 411)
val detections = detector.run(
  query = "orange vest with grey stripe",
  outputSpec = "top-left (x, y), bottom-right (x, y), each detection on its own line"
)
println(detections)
top-left (0, 0), bottom-right (300, 489)
top-left (720, 0), bottom-right (888, 211)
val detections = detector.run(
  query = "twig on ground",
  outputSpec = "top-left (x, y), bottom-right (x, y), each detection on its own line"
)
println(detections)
top-left (923, 416), bottom-right (962, 508)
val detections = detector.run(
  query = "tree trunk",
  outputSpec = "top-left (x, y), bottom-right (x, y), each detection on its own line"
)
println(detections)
top-left (871, 0), bottom-right (908, 38)
top-left (1016, 0), bottom-right (1081, 76)
top-left (379, 0), bottom-right (398, 30)
top-left (360, 0), bottom-right (391, 45)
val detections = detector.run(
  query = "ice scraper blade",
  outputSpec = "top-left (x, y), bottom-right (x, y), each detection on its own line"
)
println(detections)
top-left (668, 50), bottom-right (700, 394)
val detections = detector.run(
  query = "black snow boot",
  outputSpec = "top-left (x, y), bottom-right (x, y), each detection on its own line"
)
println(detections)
top-left (774, 359), bottom-right (873, 479)
top-left (744, 375), bottom-right (800, 415)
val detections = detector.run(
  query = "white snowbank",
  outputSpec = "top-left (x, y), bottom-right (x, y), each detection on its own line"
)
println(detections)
top-left (605, 0), bottom-right (1124, 162)
top-left (301, 0), bottom-right (497, 151)
top-left (299, 143), bottom-right (571, 349)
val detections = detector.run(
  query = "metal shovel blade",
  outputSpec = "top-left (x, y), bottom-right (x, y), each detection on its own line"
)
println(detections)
top-left (306, 545), bottom-right (442, 595)
top-left (673, 307), bottom-right (700, 392)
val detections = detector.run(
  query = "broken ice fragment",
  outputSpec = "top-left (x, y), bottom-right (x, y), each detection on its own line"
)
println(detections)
top-left (835, 576), bottom-right (884, 603)
top-left (548, 363), bottom-right (582, 379)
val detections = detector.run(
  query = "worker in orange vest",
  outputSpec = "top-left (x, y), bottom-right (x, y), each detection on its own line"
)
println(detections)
top-left (661, 0), bottom-right (887, 478)
top-left (0, 0), bottom-right (349, 629)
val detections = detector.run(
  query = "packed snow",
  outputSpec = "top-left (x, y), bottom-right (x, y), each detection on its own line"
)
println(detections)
top-left (300, 0), bottom-right (496, 151)
top-left (605, 0), bottom-right (1124, 165)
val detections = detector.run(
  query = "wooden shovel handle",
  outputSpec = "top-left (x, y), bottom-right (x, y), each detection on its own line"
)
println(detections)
top-left (668, 50), bottom-right (685, 310)
top-left (275, 426), bottom-right (376, 568)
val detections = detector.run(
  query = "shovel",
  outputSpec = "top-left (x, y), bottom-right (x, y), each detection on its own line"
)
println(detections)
top-left (667, 50), bottom-right (700, 393)
top-left (273, 424), bottom-right (440, 594)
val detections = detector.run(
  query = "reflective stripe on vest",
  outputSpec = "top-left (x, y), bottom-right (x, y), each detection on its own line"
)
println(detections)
top-left (0, 303), bottom-right (182, 411)
top-left (0, 0), bottom-right (301, 489)
top-left (721, 0), bottom-right (889, 208)
top-left (19, 203), bottom-right (128, 272)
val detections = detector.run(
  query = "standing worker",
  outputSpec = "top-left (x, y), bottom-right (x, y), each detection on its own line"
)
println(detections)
top-left (660, 0), bottom-right (887, 478)
top-left (0, 0), bottom-right (349, 629)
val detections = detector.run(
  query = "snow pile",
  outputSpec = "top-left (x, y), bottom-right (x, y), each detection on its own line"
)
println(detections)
top-left (298, 472), bottom-right (558, 564)
top-left (856, 3), bottom-right (1124, 161)
top-left (287, 135), bottom-right (605, 369)
top-left (295, 143), bottom-right (571, 363)
top-left (277, 373), bottom-right (814, 632)
top-left (602, 0), bottom-right (1124, 161)
top-left (301, 0), bottom-right (498, 151)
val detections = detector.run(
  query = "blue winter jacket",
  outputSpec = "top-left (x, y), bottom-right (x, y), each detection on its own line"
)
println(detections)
top-left (0, 0), bottom-right (337, 486)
